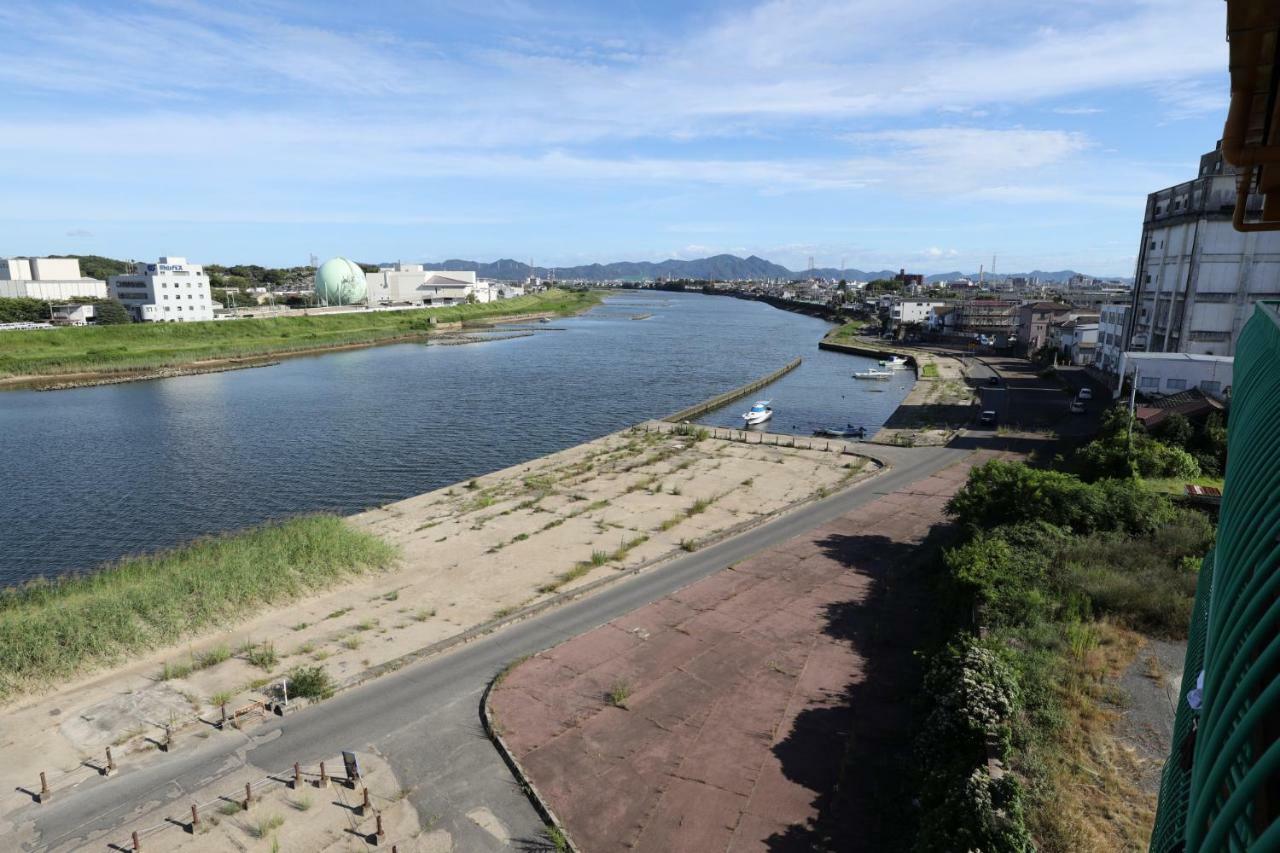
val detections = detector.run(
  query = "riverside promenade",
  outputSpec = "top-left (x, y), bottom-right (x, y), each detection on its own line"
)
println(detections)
top-left (487, 449), bottom-right (1006, 851)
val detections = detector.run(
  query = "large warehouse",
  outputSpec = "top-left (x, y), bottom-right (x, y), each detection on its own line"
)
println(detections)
top-left (0, 256), bottom-right (107, 300)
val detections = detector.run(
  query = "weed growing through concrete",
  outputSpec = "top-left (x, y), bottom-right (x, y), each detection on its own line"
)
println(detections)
top-left (606, 681), bottom-right (632, 709)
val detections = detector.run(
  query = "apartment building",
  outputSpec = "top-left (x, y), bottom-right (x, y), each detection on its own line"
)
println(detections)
top-left (1127, 141), bottom-right (1280, 356)
top-left (1094, 303), bottom-right (1130, 376)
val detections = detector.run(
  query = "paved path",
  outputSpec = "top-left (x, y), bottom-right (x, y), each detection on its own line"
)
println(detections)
top-left (489, 453), bottom-right (990, 851)
top-left (15, 444), bottom-right (967, 852)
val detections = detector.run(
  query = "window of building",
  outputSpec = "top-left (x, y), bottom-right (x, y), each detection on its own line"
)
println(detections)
top-left (1140, 376), bottom-right (1160, 389)
top-left (1166, 378), bottom-right (1186, 390)
top-left (1200, 380), bottom-right (1221, 395)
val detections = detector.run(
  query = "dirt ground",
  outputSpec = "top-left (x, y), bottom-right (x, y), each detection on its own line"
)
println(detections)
top-left (0, 425), bottom-right (877, 820)
top-left (488, 452), bottom-right (994, 852)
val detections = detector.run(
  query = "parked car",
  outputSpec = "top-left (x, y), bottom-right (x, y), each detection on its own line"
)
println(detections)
top-left (978, 410), bottom-right (997, 426)
top-left (1077, 387), bottom-right (1093, 401)
top-left (1070, 400), bottom-right (1086, 414)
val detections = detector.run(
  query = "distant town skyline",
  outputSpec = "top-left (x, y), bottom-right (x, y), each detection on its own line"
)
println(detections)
top-left (0, 0), bottom-right (1228, 276)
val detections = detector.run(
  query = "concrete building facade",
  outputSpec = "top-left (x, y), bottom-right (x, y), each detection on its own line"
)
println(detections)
top-left (0, 256), bottom-right (107, 300)
top-left (1017, 301), bottom-right (1072, 351)
top-left (365, 264), bottom-right (479, 305)
top-left (1116, 352), bottom-right (1234, 400)
top-left (1095, 303), bottom-right (1131, 376)
top-left (1127, 141), bottom-right (1280, 357)
top-left (108, 257), bottom-right (214, 322)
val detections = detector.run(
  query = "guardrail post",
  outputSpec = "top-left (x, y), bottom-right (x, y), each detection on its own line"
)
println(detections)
top-left (293, 762), bottom-right (302, 790)
top-left (191, 803), bottom-right (200, 831)
top-left (39, 771), bottom-right (50, 803)
top-left (219, 703), bottom-right (227, 729)
top-left (318, 761), bottom-right (329, 789)
top-left (358, 786), bottom-right (370, 816)
top-left (132, 830), bottom-right (141, 851)
top-left (376, 813), bottom-right (385, 840)
top-left (162, 724), bottom-right (172, 752)
top-left (243, 781), bottom-right (252, 809)
top-left (106, 746), bottom-right (117, 776)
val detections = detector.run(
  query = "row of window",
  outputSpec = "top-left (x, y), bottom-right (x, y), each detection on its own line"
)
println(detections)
top-left (1138, 376), bottom-right (1222, 394)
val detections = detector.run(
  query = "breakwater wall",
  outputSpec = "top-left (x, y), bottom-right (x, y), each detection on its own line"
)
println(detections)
top-left (663, 357), bottom-right (802, 422)
top-left (818, 338), bottom-right (916, 367)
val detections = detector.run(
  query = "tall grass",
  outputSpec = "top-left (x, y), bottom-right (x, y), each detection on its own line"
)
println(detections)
top-left (0, 515), bottom-right (397, 699)
top-left (0, 290), bottom-right (598, 378)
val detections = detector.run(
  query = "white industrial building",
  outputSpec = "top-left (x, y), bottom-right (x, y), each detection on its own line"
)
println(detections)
top-left (889, 300), bottom-right (944, 328)
top-left (1115, 352), bottom-right (1233, 401)
top-left (109, 257), bottom-right (214, 322)
top-left (1126, 141), bottom-right (1280, 357)
top-left (365, 263), bottom-right (478, 305)
top-left (1094, 303), bottom-right (1131, 376)
top-left (0, 257), bottom-right (107, 300)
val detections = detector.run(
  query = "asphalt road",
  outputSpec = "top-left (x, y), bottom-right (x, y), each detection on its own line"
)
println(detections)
top-left (20, 443), bottom-right (967, 853)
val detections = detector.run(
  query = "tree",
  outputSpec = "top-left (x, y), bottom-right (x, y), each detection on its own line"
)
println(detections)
top-left (91, 299), bottom-right (131, 324)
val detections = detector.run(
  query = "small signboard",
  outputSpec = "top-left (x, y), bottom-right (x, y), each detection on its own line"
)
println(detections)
top-left (342, 750), bottom-right (361, 783)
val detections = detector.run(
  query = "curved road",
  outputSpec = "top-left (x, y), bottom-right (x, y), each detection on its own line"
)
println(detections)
top-left (22, 443), bottom-right (967, 852)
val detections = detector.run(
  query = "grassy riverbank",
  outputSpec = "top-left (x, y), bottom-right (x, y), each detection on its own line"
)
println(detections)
top-left (0, 289), bottom-right (599, 380)
top-left (0, 515), bottom-right (397, 699)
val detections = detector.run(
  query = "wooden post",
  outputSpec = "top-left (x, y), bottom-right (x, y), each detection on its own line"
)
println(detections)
top-left (106, 746), bottom-right (117, 775)
top-left (132, 830), bottom-right (141, 851)
top-left (358, 786), bottom-right (370, 816)
top-left (191, 803), bottom-right (200, 831)
top-left (219, 703), bottom-right (228, 729)
top-left (293, 762), bottom-right (301, 790)
top-left (318, 761), bottom-right (329, 789)
top-left (163, 724), bottom-right (172, 752)
top-left (243, 781), bottom-right (252, 809)
top-left (39, 771), bottom-right (49, 803)
top-left (376, 813), bottom-right (385, 839)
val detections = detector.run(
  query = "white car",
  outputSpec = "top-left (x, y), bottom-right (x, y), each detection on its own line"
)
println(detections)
top-left (1077, 388), bottom-right (1093, 401)
top-left (1070, 400), bottom-right (1086, 414)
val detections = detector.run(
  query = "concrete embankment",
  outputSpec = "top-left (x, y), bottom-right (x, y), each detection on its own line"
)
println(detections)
top-left (663, 357), bottom-right (802, 422)
top-left (818, 338), bottom-right (917, 365)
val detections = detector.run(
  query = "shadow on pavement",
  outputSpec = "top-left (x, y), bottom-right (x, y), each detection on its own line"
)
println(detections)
top-left (764, 525), bottom-right (957, 853)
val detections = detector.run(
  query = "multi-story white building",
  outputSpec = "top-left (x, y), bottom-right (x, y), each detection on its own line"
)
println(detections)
top-left (365, 263), bottom-right (479, 305)
top-left (0, 256), bottom-right (107, 300)
top-left (1127, 141), bottom-right (1280, 356)
top-left (1115, 352), bottom-right (1233, 401)
top-left (1094, 303), bottom-right (1130, 377)
top-left (889, 299), bottom-right (944, 328)
top-left (108, 257), bottom-right (214, 322)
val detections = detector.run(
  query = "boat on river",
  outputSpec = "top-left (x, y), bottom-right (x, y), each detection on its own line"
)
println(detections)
top-left (879, 355), bottom-right (911, 369)
top-left (742, 400), bottom-right (773, 425)
top-left (814, 424), bottom-right (866, 438)
top-left (853, 368), bottom-right (893, 380)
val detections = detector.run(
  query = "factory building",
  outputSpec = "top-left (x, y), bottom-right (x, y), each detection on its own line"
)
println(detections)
top-left (108, 257), bottom-right (214, 322)
top-left (0, 256), bottom-right (107, 300)
top-left (365, 263), bottom-right (479, 305)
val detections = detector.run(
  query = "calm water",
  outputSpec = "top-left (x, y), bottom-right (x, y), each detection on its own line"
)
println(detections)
top-left (0, 292), bottom-right (910, 583)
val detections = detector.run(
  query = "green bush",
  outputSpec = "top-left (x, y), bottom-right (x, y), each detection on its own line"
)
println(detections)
top-left (945, 460), bottom-right (1176, 535)
top-left (286, 665), bottom-right (334, 700)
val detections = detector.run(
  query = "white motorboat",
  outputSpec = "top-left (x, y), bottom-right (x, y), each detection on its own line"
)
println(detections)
top-left (742, 400), bottom-right (773, 425)
top-left (853, 369), bottom-right (893, 380)
top-left (880, 355), bottom-right (911, 369)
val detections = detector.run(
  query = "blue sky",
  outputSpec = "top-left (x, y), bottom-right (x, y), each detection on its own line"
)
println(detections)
top-left (0, 0), bottom-right (1229, 275)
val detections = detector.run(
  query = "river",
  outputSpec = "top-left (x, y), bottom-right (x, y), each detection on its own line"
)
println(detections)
top-left (0, 291), bottom-right (912, 583)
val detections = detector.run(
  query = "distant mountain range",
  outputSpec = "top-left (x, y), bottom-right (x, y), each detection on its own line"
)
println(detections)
top-left (413, 254), bottom-right (1121, 284)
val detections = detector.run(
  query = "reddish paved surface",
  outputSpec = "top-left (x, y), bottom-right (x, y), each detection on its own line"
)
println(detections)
top-left (489, 453), bottom-right (990, 852)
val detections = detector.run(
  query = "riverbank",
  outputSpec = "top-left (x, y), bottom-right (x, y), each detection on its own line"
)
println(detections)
top-left (0, 289), bottom-right (599, 390)
top-left (0, 422), bottom-right (879, 812)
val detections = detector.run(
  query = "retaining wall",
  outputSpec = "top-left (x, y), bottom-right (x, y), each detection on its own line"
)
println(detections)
top-left (663, 357), bottom-right (802, 422)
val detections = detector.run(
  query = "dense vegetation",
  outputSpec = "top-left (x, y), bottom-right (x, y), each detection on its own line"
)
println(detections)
top-left (0, 289), bottom-right (598, 378)
top-left (0, 296), bottom-right (131, 325)
top-left (0, 515), bottom-right (397, 699)
top-left (914, 460), bottom-right (1214, 851)
top-left (1071, 406), bottom-right (1227, 480)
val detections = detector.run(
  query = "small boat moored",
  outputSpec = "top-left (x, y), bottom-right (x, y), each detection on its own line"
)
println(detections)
top-left (853, 369), bottom-right (894, 380)
top-left (879, 355), bottom-right (911, 369)
top-left (742, 400), bottom-right (773, 425)
top-left (813, 424), bottom-right (866, 438)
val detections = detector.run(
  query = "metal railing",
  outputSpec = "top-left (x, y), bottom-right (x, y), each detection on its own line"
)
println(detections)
top-left (1150, 300), bottom-right (1280, 852)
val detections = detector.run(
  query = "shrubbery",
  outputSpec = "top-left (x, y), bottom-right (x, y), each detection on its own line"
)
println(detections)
top-left (1072, 406), bottom-right (1227, 481)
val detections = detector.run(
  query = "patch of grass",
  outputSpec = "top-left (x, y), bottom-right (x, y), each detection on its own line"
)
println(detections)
top-left (325, 606), bottom-right (353, 620)
top-left (609, 535), bottom-right (648, 562)
top-left (195, 644), bottom-right (231, 669)
top-left (589, 550), bottom-right (609, 567)
top-left (539, 518), bottom-right (565, 532)
top-left (512, 532), bottom-right (529, 543)
top-left (538, 562), bottom-right (593, 594)
top-left (492, 605), bottom-right (518, 619)
top-left (411, 608), bottom-right (436, 622)
top-left (288, 795), bottom-right (312, 812)
top-left (209, 690), bottom-right (234, 708)
top-left (354, 618), bottom-right (378, 631)
top-left (678, 539), bottom-right (697, 552)
top-left (292, 642), bottom-right (315, 655)
top-left (606, 680), bottom-right (632, 708)
top-left (286, 665), bottom-right (335, 700)
top-left (668, 484), bottom-right (683, 496)
top-left (920, 362), bottom-right (940, 378)
top-left (658, 514), bottom-right (684, 532)
top-left (245, 642), bottom-right (278, 671)
top-left (248, 813), bottom-right (285, 839)
top-left (686, 497), bottom-right (712, 516)
top-left (289, 622), bottom-right (309, 632)
top-left (340, 636), bottom-right (361, 651)
top-left (217, 801), bottom-right (243, 816)
top-left (382, 590), bottom-right (399, 602)
top-left (545, 825), bottom-right (570, 853)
